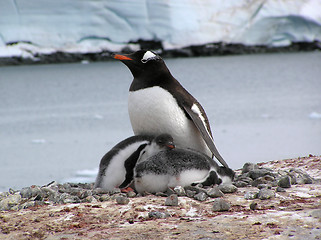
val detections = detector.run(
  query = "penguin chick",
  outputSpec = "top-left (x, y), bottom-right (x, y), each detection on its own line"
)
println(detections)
top-left (94, 134), bottom-right (174, 191)
top-left (133, 148), bottom-right (225, 193)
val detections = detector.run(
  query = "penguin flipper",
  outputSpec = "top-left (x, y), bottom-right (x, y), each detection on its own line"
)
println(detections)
top-left (119, 143), bottom-right (148, 189)
top-left (183, 104), bottom-right (229, 168)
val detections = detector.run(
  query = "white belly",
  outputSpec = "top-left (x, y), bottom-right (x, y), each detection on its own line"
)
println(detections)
top-left (128, 86), bottom-right (211, 156)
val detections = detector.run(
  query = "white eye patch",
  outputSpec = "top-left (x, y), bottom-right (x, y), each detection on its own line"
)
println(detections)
top-left (141, 51), bottom-right (159, 63)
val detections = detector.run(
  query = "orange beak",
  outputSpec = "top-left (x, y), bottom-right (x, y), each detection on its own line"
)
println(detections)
top-left (167, 144), bottom-right (175, 149)
top-left (113, 54), bottom-right (133, 61)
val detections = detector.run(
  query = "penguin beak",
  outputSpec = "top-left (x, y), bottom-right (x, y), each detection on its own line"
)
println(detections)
top-left (112, 54), bottom-right (133, 61)
top-left (167, 144), bottom-right (175, 149)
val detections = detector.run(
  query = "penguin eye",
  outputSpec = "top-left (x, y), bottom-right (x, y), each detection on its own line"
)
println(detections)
top-left (141, 59), bottom-right (148, 63)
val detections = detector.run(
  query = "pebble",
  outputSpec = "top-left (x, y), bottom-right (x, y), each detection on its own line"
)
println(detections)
top-left (0, 164), bottom-right (315, 212)
top-left (0, 193), bottom-right (22, 211)
top-left (20, 185), bottom-right (44, 200)
top-left (218, 184), bottom-right (237, 193)
top-left (278, 176), bottom-right (291, 188)
top-left (244, 191), bottom-right (258, 200)
top-left (276, 186), bottom-right (286, 192)
top-left (257, 189), bottom-right (275, 200)
top-left (173, 186), bottom-right (186, 196)
top-left (250, 201), bottom-right (258, 210)
top-left (242, 163), bottom-right (259, 174)
top-left (58, 193), bottom-right (81, 204)
top-left (288, 169), bottom-right (313, 185)
top-left (99, 194), bottom-right (111, 202)
top-left (126, 191), bottom-right (137, 198)
top-left (165, 194), bottom-right (179, 206)
top-left (148, 211), bottom-right (170, 219)
top-left (212, 198), bottom-right (231, 212)
top-left (115, 195), bottom-right (130, 205)
top-left (257, 184), bottom-right (272, 189)
top-left (165, 187), bottom-right (176, 196)
top-left (186, 190), bottom-right (197, 198)
top-left (83, 195), bottom-right (98, 203)
top-left (194, 192), bottom-right (208, 201)
top-left (248, 169), bottom-right (273, 180)
top-left (233, 181), bottom-right (248, 188)
top-left (206, 186), bottom-right (224, 198)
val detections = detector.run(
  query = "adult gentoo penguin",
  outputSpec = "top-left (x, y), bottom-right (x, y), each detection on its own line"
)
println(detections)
top-left (113, 50), bottom-right (229, 168)
top-left (134, 148), bottom-right (235, 193)
top-left (94, 134), bottom-right (175, 191)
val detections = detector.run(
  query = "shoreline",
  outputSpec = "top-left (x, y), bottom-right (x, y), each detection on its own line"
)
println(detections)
top-left (1, 41), bottom-right (320, 66)
top-left (0, 155), bottom-right (320, 239)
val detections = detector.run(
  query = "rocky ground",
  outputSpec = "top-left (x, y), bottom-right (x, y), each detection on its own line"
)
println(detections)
top-left (0, 155), bottom-right (320, 240)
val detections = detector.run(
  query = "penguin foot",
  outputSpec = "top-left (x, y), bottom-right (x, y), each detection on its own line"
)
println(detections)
top-left (120, 187), bottom-right (134, 193)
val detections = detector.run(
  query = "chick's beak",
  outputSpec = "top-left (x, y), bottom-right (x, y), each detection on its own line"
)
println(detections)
top-left (167, 143), bottom-right (175, 149)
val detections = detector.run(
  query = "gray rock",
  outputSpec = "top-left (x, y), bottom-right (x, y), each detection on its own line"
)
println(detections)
top-left (165, 187), bottom-right (175, 196)
top-left (110, 188), bottom-right (121, 195)
top-left (186, 190), bottom-right (197, 198)
top-left (233, 181), bottom-right (248, 188)
top-left (252, 176), bottom-right (274, 187)
top-left (244, 191), bottom-right (258, 200)
top-left (194, 192), bottom-right (208, 201)
top-left (184, 185), bottom-right (206, 194)
top-left (242, 162), bottom-right (259, 174)
top-left (288, 169), bottom-right (313, 185)
top-left (0, 193), bottom-right (22, 211)
top-left (235, 174), bottom-right (253, 185)
top-left (173, 186), bottom-right (186, 196)
top-left (0, 192), bottom-right (9, 200)
top-left (148, 211), bottom-right (170, 219)
top-left (278, 176), bottom-right (291, 188)
top-left (92, 188), bottom-right (110, 195)
top-left (9, 188), bottom-right (16, 194)
top-left (82, 195), bottom-right (98, 203)
top-left (99, 194), bottom-right (111, 202)
top-left (257, 189), bottom-right (275, 200)
top-left (115, 195), bottom-right (129, 205)
top-left (20, 201), bottom-right (36, 209)
top-left (218, 184), bottom-right (237, 193)
top-left (212, 198), bottom-right (231, 212)
top-left (250, 201), bottom-right (258, 210)
top-left (126, 191), bottom-right (137, 198)
top-left (58, 193), bottom-right (81, 204)
top-left (206, 186), bottom-right (224, 198)
top-left (257, 184), bottom-right (272, 189)
top-left (248, 169), bottom-right (273, 180)
top-left (165, 194), bottom-right (179, 206)
top-left (276, 186), bottom-right (286, 192)
top-left (20, 185), bottom-right (44, 200)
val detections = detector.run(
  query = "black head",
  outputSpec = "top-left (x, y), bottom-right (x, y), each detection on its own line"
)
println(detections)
top-left (112, 50), bottom-right (171, 80)
top-left (153, 134), bottom-right (175, 150)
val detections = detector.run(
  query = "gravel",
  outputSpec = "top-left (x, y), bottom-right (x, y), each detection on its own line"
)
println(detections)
top-left (0, 162), bottom-right (316, 211)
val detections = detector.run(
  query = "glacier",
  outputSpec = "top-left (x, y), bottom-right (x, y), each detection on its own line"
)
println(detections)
top-left (0, 0), bottom-right (321, 59)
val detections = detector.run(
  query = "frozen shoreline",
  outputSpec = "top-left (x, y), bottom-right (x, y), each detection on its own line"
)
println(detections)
top-left (0, 41), bottom-right (320, 66)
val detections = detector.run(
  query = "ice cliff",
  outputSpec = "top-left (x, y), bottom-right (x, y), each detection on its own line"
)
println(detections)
top-left (0, 0), bottom-right (321, 58)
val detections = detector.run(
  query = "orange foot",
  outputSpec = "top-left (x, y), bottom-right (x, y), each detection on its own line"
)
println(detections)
top-left (121, 187), bottom-right (134, 193)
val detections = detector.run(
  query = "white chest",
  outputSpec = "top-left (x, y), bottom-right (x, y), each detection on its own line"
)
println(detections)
top-left (128, 86), bottom-right (210, 155)
top-left (128, 86), bottom-right (187, 136)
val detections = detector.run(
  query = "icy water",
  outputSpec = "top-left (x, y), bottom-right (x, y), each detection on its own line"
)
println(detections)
top-left (1, 52), bottom-right (321, 192)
